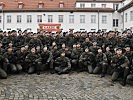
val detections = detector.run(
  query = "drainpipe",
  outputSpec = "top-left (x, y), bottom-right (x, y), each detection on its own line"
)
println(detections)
top-left (98, 10), bottom-right (100, 31)
top-left (2, 8), bottom-right (4, 30)
top-left (122, 3), bottom-right (124, 31)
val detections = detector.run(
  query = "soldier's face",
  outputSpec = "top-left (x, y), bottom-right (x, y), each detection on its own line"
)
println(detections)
top-left (73, 45), bottom-right (76, 48)
top-left (85, 38), bottom-right (89, 42)
top-left (98, 49), bottom-right (102, 53)
top-left (21, 47), bottom-right (25, 52)
top-left (53, 46), bottom-right (57, 50)
top-left (116, 50), bottom-right (122, 55)
top-left (36, 46), bottom-right (41, 51)
top-left (93, 42), bottom-right (97, 46)
top-left (62, 44), bottom-right (65, 48)
top-left (25, 46), bottom-right (29, 50)
top-left (52, 42), bottom-right (56, 46)
top-left (9, 43), bottom-right (13, 46)
top-left (125, 47), bottom-right (130, 51)
top-left (0, 43), bottom-right (2, 47)
top-left (8, 48), bottom-right (13, 53)
top-left (43, 47), bottom-right (47, 52)
top-left (61, 53), bottom-right (65, 57)
top-left (85, 49), bottom-right (89, 52)
top-left (106, 47), bottom-right (110, 51)
top-left (31, 48), bottom-right (36, 53)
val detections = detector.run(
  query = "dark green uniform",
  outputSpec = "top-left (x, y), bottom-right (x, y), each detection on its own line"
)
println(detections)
top-left (54, 56), bottom-right (71, 75)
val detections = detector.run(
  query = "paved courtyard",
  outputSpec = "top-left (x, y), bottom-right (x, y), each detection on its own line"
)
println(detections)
top-left (0, 72), bottom-right (133, 100)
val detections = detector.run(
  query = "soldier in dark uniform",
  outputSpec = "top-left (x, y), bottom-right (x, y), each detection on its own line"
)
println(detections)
top-left (111, 47), bottom-right (129, 86)
top-left (79, 47), bottom-right (95, 73)
top-left (124, 45), bottom-right (133, 85)
top-left (81, 38), bottom-right (92, 49)
top-left (40, 46), bottom-right (53, 73)
top-left (93, 48), bottom-right (108, 77)
top-left (50, 45), bottom-right (60, 74)
top-left (89, 41), bottom-right (100, 55)
top-left (15, 47), bottom-right (27, 72)
top-left (3, 48), bottom-right (18, 74)
top-left (28, 34), bottom-right (43, 49)
top-left (25, 48), bottom-right (42, 74)
top-left (105, 46), bottom-right (113, 75)
top-left (54, 52), bottom-right (71, 75)
top-left (0, 54), bottom-right (8, 79)
top-left (71, 44), bottom-right (83, 71)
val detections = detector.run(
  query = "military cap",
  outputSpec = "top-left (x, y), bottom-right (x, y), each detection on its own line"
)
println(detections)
top-left (124, 44), bottom-right (130, 48)
top-left (116, 47), bottom-right (122, 51)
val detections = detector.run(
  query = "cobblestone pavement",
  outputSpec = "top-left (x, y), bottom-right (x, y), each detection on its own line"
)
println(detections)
top-left (0, 72), bottom-right (133, 100)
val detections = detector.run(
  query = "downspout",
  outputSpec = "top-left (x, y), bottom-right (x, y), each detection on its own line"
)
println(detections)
top-left (98, 10), bottom-right (99, 31)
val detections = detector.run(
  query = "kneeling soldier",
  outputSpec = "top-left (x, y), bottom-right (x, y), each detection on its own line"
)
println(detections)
top-left (54, 52), bottom-right (71, 75)
top-left (79, 47), bottom-right (95, 73)
top-left (93, 48), bottom-right (108, 77)
top-left (111, 47), bottom-right (129, 86)
top-left (25, 48), bottom-right (42, 74)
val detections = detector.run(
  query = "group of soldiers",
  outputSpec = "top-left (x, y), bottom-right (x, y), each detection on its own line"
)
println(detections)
top-left (0, 29), bottom-right (133, 86)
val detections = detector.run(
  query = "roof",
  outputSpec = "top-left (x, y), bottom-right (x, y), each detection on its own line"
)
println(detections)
top-left (76, 0), bottom-right (122, 3)
top-left (0, 0), bottom-right (114, 12)
top-left (118, 0), bottom-right (133, 12)
top-left (0, 0), bottom-right (76, 10)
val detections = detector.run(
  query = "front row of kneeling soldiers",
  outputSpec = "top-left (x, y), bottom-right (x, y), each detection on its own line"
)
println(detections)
top-left (0, 44), bottom-right (133, 86)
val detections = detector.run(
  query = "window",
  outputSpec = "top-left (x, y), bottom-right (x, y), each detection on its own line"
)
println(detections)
top-left (69, 15), bottom-right (74, 23)
top-left (101, 4), bottom-right (106, 8)
top-left (91, 15), bottom-right (96, 23)
top-left (27, 15), bottom-right (32, 23)
top-left (38, 3), bottom-right (44, 8)
top-left (48, 15), bottom-right (53, 23)
top-left (102, 15), bottom-right (107, 24)
top-left (17, 15), bottom-right (22, 23)
top-left (113, 4), bottom-right (119, 10)
top-left (125, 13), bottom-right (127, 22)
top-left (130, 11), bottom-right (133, 21)
top-left (80, 3), bottom-right (85, 8)
top-left (113, 19), bottom-right (119, 27)
top-left (7, 15), bottom-right (11, 23)
top-left (37, 15), bottom-right (42, 23)
top-left (80, 15), bottom-right (85, 23)
top-left (91, 4), bottom-right (96, 8)
top-left (58, 15), bottom-right (64, 23)
top-left (59, 3), bottom-right (64, 8)
top-left (0, 16), bottom-right (1, 23)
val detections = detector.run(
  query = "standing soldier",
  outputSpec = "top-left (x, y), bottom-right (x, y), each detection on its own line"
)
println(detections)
top-left (111, 47), bottom-right (129, 86)
top-left (54, 52), bottom-right (71, 75)
top-left (93, 48), bottom-right (108, 77)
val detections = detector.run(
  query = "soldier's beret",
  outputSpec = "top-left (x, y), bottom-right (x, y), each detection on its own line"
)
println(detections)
top-left (116, 47), bottom-right (122, 51)
top-left (125, 44), bottom-right (130, 48)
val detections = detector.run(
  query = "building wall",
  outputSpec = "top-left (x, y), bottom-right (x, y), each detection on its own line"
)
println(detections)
top-left (121, 6), bottom-right (133, 31)
top-left (0, 11), bottom-right (113, 32)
